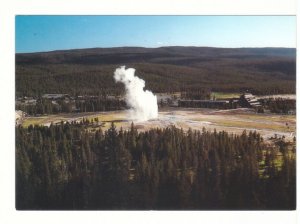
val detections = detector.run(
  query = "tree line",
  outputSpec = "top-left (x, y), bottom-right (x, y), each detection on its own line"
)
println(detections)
top-left (16, 97), bottom-right (127, 115)
top-left (180, 89), bottom-right (211, 100)
top-left (259, 98), bottom-right (296, 114)
top-left (16, 122), bottom-right (295, 210)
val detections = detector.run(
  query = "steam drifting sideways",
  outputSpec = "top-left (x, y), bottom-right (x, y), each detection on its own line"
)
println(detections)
top-left (114, 66), bottom-right (158, 122)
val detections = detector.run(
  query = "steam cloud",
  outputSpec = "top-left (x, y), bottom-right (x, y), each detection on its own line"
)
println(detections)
top-left (114, 66), bottom-right (158, 122)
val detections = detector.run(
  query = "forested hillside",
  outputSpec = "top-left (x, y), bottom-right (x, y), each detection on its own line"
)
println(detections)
top-left (16, 47), bottom-right (296, 96)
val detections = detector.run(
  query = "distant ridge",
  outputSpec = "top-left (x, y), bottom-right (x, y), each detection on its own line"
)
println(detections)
top-left (16, 46), bottom-right (296, 96)
top-left (16, 46), bottom-right (296, 66)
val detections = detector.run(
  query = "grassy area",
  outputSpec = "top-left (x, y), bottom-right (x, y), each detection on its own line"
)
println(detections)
top-left (192, 112), bottom-right (295, 133)
top-left (217, 119), bottom-right (291, 132)
top-left (211, 92), bottom-right (241, 99)
top-left (83, 112), bottom-right (129, 131)
top-left (22, 117), bottom-right (47, 128)
top-left (86, 112), bottom-right (126, 122)
top-left (236, 114), bottom-right (295, 123)
top-left (22, 112), bottom-right (128, 128)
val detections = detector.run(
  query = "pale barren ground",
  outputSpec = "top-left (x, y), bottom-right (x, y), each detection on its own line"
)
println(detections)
top-left (22, 107), bottom-right (296, 142)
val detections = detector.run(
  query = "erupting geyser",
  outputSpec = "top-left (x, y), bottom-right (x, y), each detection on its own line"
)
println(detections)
top-left (114, 66), bottom-right (158, 121)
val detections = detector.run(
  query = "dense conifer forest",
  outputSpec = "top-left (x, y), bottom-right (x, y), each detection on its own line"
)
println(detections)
top-left (16, 97), bottom-right (126, 115)
top-left (16, 47), bottom-right (296, 96)
top-left (16, 122), bottom-right (295, 210)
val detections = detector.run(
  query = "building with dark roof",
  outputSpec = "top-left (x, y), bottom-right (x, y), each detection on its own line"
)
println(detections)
top-left (239, 93), bottom-right (261, 108)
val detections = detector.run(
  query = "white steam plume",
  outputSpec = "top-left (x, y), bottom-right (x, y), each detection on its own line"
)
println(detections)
top-left (114, 66), bottom-right (158, 122)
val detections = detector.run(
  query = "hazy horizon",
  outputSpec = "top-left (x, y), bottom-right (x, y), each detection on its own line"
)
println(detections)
top-left (16, 45), bottom-right (296, 54)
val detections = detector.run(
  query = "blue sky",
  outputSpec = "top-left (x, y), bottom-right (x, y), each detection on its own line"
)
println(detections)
top-left (15, 16), bottom-right (296, 53)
